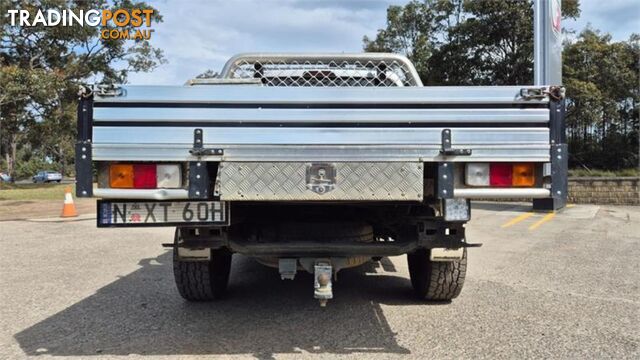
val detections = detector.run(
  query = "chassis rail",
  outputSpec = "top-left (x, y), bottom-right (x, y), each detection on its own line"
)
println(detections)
top-left (170, 218), bottom-right (480, 257)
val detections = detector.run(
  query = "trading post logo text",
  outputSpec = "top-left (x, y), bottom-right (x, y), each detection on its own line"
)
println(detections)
top-left (6, 8), bottom-right (155, 40)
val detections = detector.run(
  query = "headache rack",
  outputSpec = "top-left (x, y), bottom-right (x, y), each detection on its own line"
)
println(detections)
top-left (217, 53), bottom-right (423, 87)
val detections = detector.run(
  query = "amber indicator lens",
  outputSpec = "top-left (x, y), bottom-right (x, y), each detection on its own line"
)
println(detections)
top-left (109, 164), bottom-right (134, 188)
top-left (512, 163), bottom-right (535, 187)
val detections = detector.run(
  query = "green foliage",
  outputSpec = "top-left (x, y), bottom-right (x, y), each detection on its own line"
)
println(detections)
top-left (196, 69), bottom-right (220, 79)
top-left (365, 0), bottom-right (638, 171)
top-left (14, 156), bottom-right (51, 180)
top-left (564, 30), bottom-right (639, 170)
top-left (364, 0), bottom-right (579, 85)
top-left (363, 1), bottom-right (436, 77)
top-left (0, 0), bottom-right (166, 178)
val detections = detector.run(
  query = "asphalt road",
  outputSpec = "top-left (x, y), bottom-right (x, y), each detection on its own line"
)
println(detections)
top-left (0, 202), bottom-right (638, 359)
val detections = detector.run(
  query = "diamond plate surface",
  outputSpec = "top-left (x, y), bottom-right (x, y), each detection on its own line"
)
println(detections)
top-left (216, 162), bottom-right (423, 201)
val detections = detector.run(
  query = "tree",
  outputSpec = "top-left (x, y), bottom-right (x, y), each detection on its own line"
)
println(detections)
top-left (363, 0), bottom-right (580, 85)
top-left (0, 0), bottom-right (165, 178)
top-left (0, 65), bottom-right (63, 177)
top-left (363, 0), bottom-right (437, 79)
top-left (196, 69), bottom-right (219, 79)
top-left (563, 29), bottom-right (639, 169)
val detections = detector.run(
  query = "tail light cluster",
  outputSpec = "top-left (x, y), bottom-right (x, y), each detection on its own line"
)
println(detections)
top-left (465, 163), bottom-right (536, 187)
top-left (109, 163), bottom-right (182, 189)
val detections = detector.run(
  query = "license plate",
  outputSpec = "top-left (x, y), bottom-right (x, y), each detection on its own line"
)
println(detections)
top-left (97, 200), bottom-right (228, 227)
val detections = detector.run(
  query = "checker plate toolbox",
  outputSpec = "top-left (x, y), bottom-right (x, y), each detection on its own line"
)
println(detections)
top-left (216, 162), bottom-right (424, 201)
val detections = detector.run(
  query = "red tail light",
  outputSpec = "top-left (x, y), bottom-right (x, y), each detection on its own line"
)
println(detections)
top-left (133, 164), bottom-right (157, 189)
top-left (108, 163), bottom-right (182, 189)
top-left (489, 163), bottom-right (512, 187)
top-left (467, 163), bottom-right (537, 188)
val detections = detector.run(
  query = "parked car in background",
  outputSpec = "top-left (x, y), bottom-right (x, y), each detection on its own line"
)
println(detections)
top-left (32, 171), bottom-right (63, 183)
top-left (0, 172), bottom-right (13, 183)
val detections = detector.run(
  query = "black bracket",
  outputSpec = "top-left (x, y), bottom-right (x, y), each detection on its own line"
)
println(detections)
top-left (436, 162), bottom-right (454, 199)
top-left (75, 93), bottom-right (93, 197)
top-left (440, 129), bottom-right (472, 156)
top-left (413, 219), bottom-right (482, 249)
top-left (188, 160), bottom-right (210, 199)
top-left (189, 128), bottom-right (223, 156)
top-left (188, 129), bottom-right (212, 199)
top-left (75, 142), bottom-right (93, 197)
top-left (533, 99), bottom-right (568, 211)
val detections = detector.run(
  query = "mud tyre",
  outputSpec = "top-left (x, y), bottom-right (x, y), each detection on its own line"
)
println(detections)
top-left (407, 248), bottom-right (467, 301)
top-left (172, 228), bottom-right (232, 301)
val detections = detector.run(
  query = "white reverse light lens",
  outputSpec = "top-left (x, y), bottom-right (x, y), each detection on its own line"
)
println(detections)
top-left (465, 163), bottom-right (490, 186)
top-left (156, 164), bottom-right (182, 188)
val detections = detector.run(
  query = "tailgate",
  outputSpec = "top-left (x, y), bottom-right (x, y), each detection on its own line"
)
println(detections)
top-left (87, 86), bottom-right (551, 163)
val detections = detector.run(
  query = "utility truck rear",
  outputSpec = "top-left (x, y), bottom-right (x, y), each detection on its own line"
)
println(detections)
top-left (75, 0), bottom-right (567, 305)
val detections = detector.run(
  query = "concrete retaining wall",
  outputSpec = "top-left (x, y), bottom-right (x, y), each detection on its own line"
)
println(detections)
top-left (568, 177), bottom-right (639, 205)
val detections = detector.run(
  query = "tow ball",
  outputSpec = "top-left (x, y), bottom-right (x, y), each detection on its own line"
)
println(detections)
top-left (314, 261), bottom-right (333, 307)
top-left (279, 258), bottom-right (338, 306)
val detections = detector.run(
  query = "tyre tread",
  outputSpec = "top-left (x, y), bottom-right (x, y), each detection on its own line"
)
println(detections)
top-left (172, 229), bottom-right (231, 301)
top-left (408, 248), bottom-right (467, 301)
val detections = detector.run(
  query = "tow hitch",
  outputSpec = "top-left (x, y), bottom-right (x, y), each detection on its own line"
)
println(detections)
top-left (280, 258), bottom-right (335, 306)
top-left (314, 261), bottom-right (333, 307)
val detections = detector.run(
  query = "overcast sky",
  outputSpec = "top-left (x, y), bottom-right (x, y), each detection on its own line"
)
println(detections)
top-left (127, 0), bottom-right (639, 85)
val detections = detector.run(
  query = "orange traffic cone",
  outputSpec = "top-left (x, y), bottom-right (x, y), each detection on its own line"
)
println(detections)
top-left (61, 186), bottom-right (78, 217)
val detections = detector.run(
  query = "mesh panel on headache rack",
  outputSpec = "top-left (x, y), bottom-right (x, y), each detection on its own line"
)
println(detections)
top-left (225, 59), bottom-right (419, 87)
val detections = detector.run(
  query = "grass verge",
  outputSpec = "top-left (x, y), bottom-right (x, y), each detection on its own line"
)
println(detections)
top-left (0, 183), bottom-right (74, 201)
